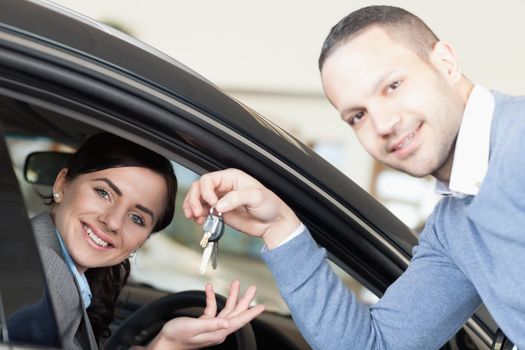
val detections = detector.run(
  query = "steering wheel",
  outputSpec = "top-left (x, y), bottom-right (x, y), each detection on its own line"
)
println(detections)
top-left (105, 290), bottom-right (257, 350)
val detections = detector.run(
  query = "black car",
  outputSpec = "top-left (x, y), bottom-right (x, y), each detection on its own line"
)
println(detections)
top-left (0, 0), bottom-right (501, 349)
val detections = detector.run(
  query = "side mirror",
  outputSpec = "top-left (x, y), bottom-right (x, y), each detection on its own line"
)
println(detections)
top-left (24, 152), bottom-right (72, 186)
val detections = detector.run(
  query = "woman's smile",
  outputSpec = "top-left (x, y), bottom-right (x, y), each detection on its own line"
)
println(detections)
top-left (82, 222), bottom-right (112, 249)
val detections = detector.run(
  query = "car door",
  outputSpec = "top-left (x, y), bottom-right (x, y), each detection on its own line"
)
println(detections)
top-left (0, 121), bottom-right (61, 349)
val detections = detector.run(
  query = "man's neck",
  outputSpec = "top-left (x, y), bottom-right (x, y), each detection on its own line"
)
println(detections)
top-left (432, 78), bottom-right (474, 183)
top-left (432, 147), bottom-right (455, 182)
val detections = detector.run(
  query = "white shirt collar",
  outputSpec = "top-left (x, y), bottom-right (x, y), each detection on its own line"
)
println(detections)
top-left (435, 85), bottom-right (495, 197)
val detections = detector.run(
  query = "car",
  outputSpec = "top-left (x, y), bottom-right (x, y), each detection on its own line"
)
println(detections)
top-left (0, 0), bottom-right (505, 349)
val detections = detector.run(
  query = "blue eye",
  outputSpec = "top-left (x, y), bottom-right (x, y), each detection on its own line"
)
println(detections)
top-left (95, 187), bottom-right (110, 200)
top-left (129, 214), bottom-right (145, 226)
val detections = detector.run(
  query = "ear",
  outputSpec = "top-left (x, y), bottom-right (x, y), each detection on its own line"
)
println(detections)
top-left (430, 41), bottom-right (462, 83)
top-left (52, 168), bottom-right (69, 203)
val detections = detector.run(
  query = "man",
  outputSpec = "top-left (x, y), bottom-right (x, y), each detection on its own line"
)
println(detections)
top-left (183, 6), bottom-right (524, 349)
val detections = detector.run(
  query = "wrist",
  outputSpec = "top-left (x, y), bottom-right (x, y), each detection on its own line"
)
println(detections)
top-left (146, 331), bottom-right (184, 350)
top-left (262, 208), bottom-right (301, 250)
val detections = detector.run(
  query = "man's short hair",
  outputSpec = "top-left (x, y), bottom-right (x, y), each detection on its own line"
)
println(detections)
top-left (319, 6), bottom-right (439, 70)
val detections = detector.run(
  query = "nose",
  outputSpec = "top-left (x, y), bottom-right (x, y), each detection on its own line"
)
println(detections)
top-left (369, 104), bottom-right (401, 136)
top-left (98, 205), bottom-right (124, 233)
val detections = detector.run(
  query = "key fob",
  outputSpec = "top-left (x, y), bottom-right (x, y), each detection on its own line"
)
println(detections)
top-left (203, 213), bottom-right (220, 235)
top-left (209, 215), bottom-right (224, 242)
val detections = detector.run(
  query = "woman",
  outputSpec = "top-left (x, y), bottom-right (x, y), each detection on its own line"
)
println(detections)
top-left (14, 133), bottom-right (264, 349)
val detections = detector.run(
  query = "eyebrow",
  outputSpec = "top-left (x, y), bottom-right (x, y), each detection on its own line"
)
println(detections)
top-left (94, 178), bottom-right (122, 196)
top-left (93, 177), bottom-right (155, 221)
top-left (136, 204), bottom-right (155, 222)
top-left (340, 70), bottom-right (395, 119)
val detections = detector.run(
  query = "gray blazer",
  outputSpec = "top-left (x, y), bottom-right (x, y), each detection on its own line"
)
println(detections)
top-left (31, 212), bottom-right (98, 350)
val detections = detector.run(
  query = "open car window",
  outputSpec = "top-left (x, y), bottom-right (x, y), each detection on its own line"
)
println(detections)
top-left (8, 130), bottom-right (378, 318)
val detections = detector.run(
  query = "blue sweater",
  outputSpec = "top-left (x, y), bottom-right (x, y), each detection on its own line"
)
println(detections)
top-left (261, 91), bottom-right (525, 349)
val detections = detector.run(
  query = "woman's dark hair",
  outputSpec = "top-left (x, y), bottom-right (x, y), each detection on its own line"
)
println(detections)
top-left (57, 133), bottom-right (177, 343)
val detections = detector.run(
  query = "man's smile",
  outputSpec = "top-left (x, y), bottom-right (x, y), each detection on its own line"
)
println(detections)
top-left (387, 123), bottom-right (423, 158)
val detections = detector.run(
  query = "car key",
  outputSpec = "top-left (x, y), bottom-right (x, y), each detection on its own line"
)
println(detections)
top-left (208, 209), bottom-right (224, 270)
top-left (199, 208), bottom-right (224, 274)
top-left (199, 243), bottom-right (214, 274)
top-left (211, 239), bottom-right (219, 269)
top-left (200, 208), bottom-right (222, 247)
top-left (207, 208), bottom-right (224, 242)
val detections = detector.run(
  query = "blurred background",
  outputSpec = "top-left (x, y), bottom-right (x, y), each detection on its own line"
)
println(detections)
top-left (49, 0), bottom-right (525, 231)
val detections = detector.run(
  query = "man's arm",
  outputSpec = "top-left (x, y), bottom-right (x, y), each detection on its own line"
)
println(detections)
top-left (262, 224), bottom-right (481, 349)
top-left (183, 168), bottom-right (481, 349)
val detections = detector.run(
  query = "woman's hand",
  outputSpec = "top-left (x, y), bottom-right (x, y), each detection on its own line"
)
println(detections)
top-left (143, 280), bottom-right (265, 350)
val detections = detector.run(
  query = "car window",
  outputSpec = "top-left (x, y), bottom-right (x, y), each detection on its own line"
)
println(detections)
top-left (8, 134), bottom-right (378, 317)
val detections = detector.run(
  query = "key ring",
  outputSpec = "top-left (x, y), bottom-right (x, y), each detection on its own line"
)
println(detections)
top-left (208, 207), bottom-right (224, 242)
top-left (209, 206), bottom-right (222, 217)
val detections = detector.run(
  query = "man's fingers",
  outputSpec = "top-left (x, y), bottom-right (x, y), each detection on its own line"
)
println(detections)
top-left (197, 169), bottom-right (251, 207)
top-left (197, 173), bottom-right (221, 207)
top-left (182, 181), bottom-right (206, 220)
top-left (183, 169), bottom-right (243, 221)
top-left (215, 187), bottom-right (264, 213)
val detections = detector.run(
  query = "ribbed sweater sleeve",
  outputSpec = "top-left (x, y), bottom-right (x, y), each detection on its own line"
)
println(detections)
top-left (261, 227), bottom-right (481, 349)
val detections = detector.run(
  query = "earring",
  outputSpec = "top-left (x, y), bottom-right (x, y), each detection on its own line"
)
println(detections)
top-left (53, 193), bottom-right (60, 199)
top-left (129, 249), bottom-right (138, 258)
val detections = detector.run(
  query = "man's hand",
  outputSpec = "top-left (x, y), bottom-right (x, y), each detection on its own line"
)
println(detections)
top-left (141, 281), bottom-right (265, 350)
top-left (182, 168), bottom-right (301, 249)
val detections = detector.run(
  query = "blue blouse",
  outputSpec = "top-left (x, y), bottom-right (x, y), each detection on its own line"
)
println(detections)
top-left (55, 228), bottom-right (92, 309)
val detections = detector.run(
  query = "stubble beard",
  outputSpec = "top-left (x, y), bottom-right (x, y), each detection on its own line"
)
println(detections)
top-left (384, 134), bottom-right (457, 180)
top-left (430, 137), bottom-right (457, 182)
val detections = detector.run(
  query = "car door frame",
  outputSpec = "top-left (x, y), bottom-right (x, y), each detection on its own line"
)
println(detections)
top-left (0, 120), bottom-right (62, 348)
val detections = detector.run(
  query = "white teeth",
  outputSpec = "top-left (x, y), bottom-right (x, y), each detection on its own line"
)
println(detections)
top-left (84, 225), bottom-right (109, 247)
top-left (397, 132), bottom-right (415, 151)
